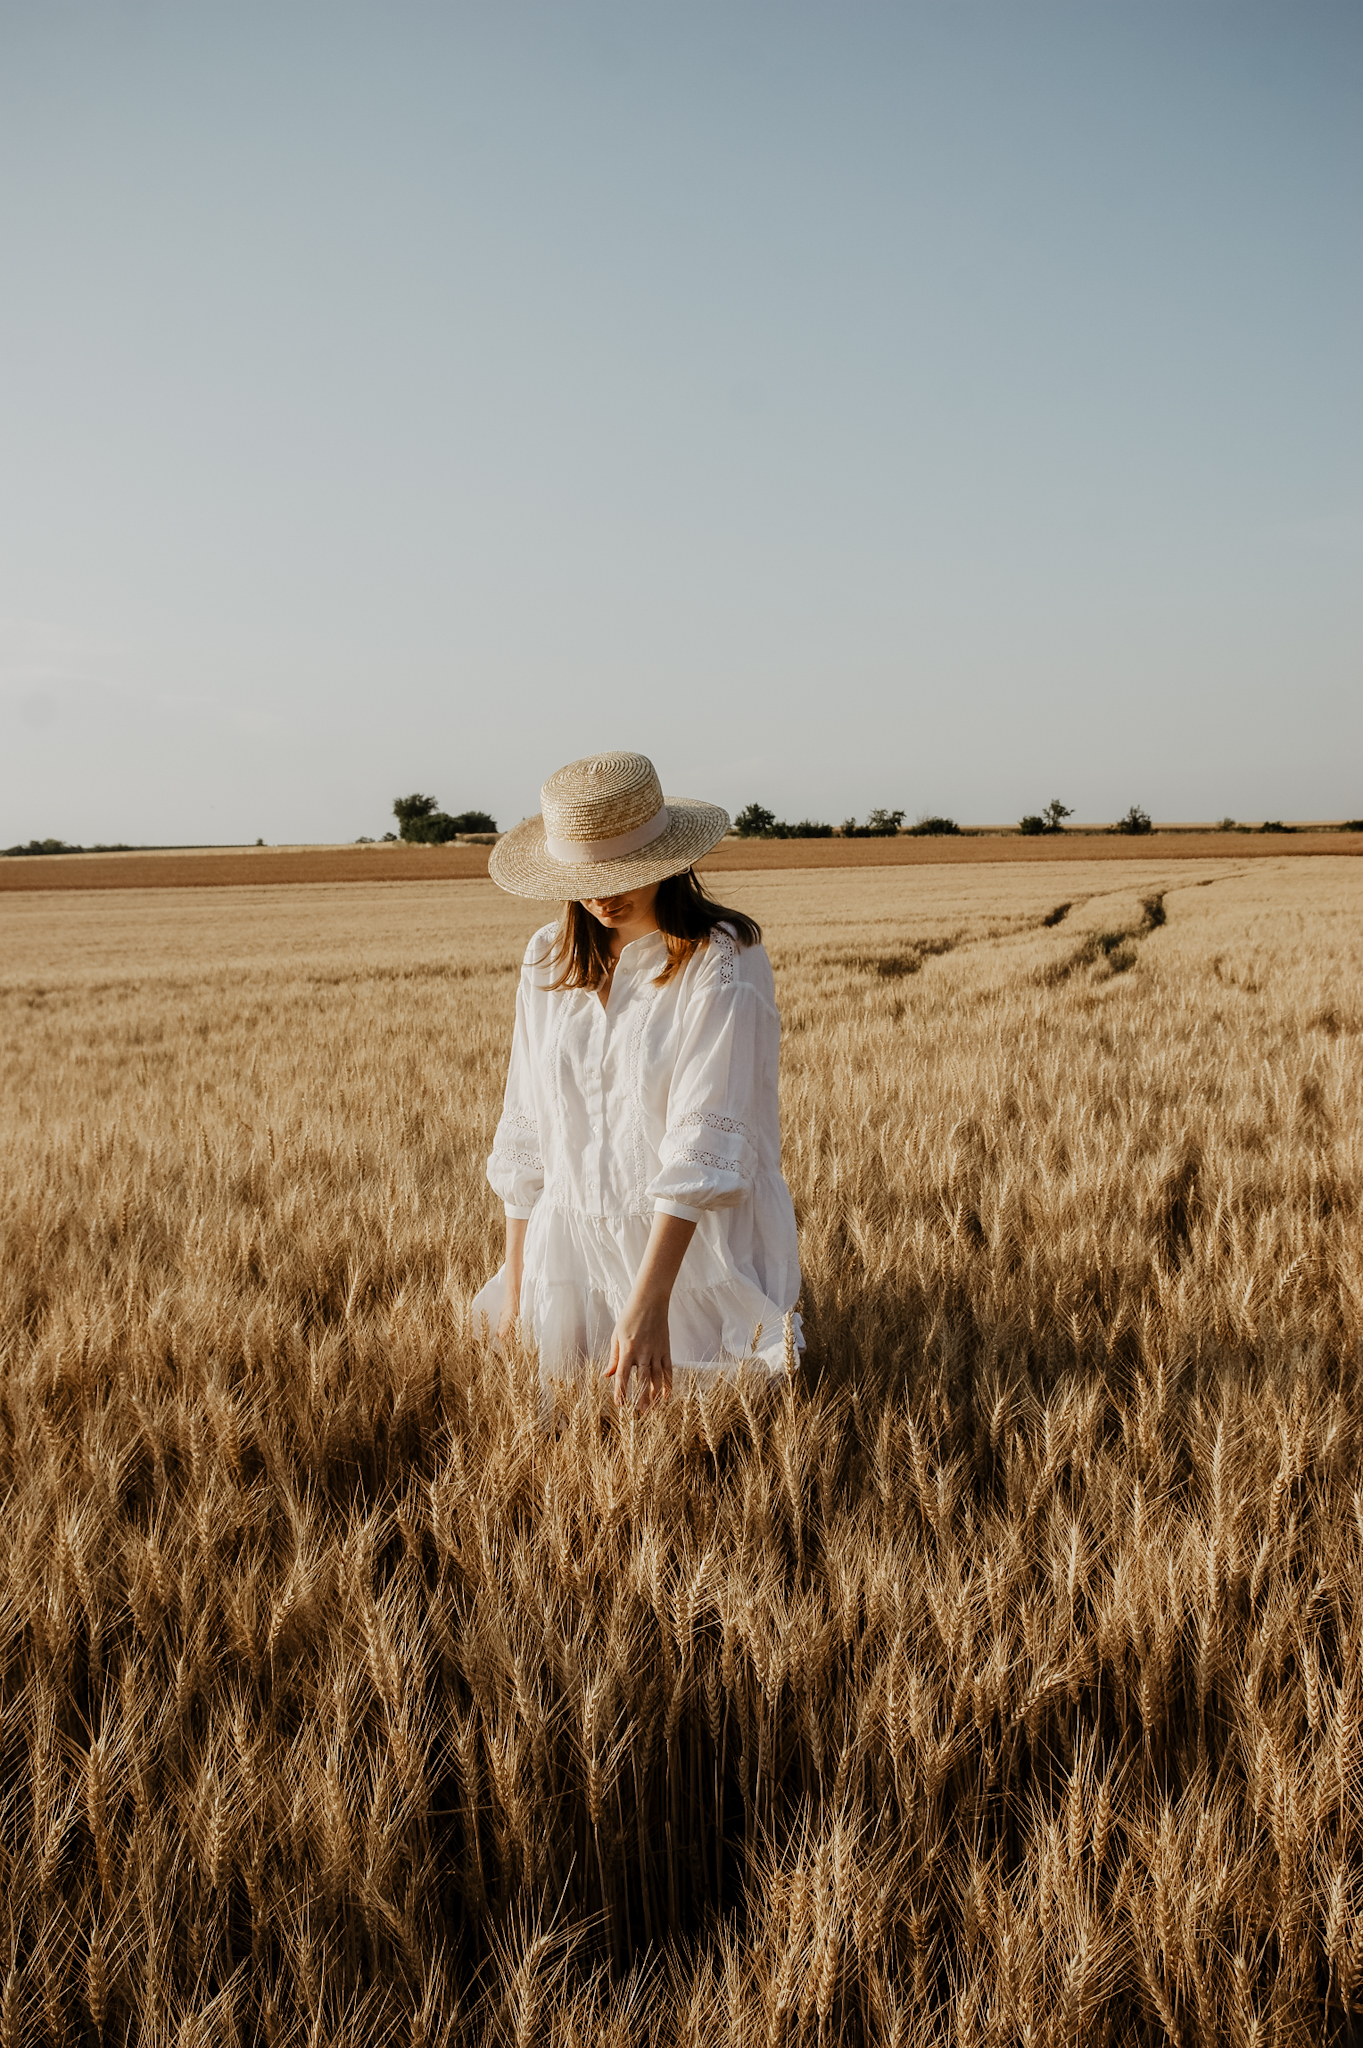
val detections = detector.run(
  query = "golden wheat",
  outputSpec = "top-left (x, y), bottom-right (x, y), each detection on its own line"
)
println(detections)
top-left (1, 856), bottom-right (1360, 2044)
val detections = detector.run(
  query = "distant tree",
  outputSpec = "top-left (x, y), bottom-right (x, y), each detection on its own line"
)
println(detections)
top-left (393, 795), bottom-right (496, 843)
top-left (1113, 804), bottom-right (1153, 836)
top-left (4, 838), bottom-right (80, 856)
top-left (1043, 800), bottom-right (1073, 833)
top-left (1342, 819), bottom-right (1363, 833)
top-left (1260, 820), bottom-right (1294, 834)
top-left (1217, 817), bottom-right (1237, 832)
top-left (734, 803), bottom-right (777, 838)
top-left (393, 794), bottom-right (440, 841)
top-left (908, 815), bottom-right (960, 837)
top-left (1018, 815), bottom-right (1046, 836)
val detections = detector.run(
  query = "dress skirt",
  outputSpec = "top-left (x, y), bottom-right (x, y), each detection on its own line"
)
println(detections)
top-left (472, 1186), bottom-right (802, 1390)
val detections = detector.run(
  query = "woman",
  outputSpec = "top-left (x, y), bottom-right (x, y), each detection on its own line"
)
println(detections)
top-left (473, 749), bottom-right (802, 1409)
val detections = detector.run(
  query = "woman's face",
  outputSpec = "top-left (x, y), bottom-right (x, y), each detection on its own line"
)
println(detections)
top-left (580, 882), bottom-right (660, 934)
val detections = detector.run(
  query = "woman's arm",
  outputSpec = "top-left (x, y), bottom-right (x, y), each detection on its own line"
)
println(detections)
top-left (605, 1211), bottom-right (697, 1410)
top-left (496, 1214), bottom-right (528, 1346)
top-left (487, 953), bottom-right (547, 1218)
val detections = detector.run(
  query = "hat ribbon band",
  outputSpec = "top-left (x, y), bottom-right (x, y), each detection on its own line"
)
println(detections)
top-left (545, 805), bottom-right (671, 864)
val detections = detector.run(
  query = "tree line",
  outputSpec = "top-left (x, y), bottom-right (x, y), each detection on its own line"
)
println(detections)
top-left (6, 804), bottom-right (1360, 859)
top-left (732, 801), bottom-right (1363, 839)
top-left (734, 805), bottom-right (961, 839)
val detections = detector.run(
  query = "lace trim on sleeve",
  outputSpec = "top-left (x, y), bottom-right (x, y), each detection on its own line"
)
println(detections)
top-left (491, 1145), bottom-right (543, 1168)
top-left (492, 1108), bottom-right (543, 1173)
top-left (660, 1106), bottom-right (752, 1181)
top-left (668, 1145), bottom-right (740, 1173)
top-left (668, 1107), bottom-right (750, 1140)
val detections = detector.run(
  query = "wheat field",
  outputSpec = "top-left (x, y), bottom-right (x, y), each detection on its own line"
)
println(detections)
top-left (2, 857), bottom-right (1360, 2046)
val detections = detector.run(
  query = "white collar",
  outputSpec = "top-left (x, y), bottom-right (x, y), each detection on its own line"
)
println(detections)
top-left (616, 928), bottom-right (665, 963)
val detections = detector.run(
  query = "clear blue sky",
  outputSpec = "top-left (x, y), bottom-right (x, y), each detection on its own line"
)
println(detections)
top-left (1, 2), bottom-right (1359, 844)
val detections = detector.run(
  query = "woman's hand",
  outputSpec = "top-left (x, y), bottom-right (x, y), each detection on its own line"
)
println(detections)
top-left (497, 1215), bottom-right (528, 1350)
top-left (607, 1294), bottom-right (674, 1410)
top-left (605, 1211), bottom-right (697, 1410)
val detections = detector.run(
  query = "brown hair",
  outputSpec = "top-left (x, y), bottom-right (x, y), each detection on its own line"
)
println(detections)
top-left (547, 869), bottom-right (761, 991)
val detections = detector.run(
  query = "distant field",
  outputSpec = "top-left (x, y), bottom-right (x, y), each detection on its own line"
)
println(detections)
top-left (1, 828), bottom-right (1359, 890)
top-left (2, 857), bottom-right (1361, 2043)
top-left (704, 830), bottom-right (1362, 868)
top-left (0, 842), bottom-right (491, 890)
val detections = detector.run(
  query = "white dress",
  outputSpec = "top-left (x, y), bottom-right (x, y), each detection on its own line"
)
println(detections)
top-left (473, 921), bottom-right (803, 1384)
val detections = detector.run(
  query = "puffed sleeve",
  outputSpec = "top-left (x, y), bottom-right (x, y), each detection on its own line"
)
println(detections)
top-left (646, 931), bottom-right (769, 1222)
top-left (486, 944), bottom-right (547, 1219)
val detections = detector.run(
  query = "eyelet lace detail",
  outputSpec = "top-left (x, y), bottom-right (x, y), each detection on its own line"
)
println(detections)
top-left (670, 1146), bottom-right (737, 1173)
top-left (493, 1109), bottom-right (543, 1173)
top-left (708, 926), bottom-right (736, 986)
top-left (668, 1107), bottom-right (750, 1140)
top-left (492, 1144), bottom-right (544, 1171)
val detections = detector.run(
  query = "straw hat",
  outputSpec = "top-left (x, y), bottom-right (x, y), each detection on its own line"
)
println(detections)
top-left (489, 751), bottom-right (730, 899)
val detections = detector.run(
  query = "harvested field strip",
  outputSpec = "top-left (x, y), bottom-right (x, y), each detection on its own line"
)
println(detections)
top-left (704, 832), bottom-right (1361, 870)
top-left (2, 833), bottom-right (1360, 891)
top-left (0, 844), bottom-right (492, 891)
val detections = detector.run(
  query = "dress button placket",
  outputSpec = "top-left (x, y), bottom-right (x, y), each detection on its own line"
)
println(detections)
top-left (587, 1001), bottom-right (606, 1209)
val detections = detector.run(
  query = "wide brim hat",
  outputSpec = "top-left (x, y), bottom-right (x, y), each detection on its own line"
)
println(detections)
top-left (489, 750), bottom-right (730, 899)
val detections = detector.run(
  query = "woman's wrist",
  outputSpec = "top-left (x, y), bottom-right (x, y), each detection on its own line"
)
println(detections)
top-left (625, 1280), bottom-right (672, 1316)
